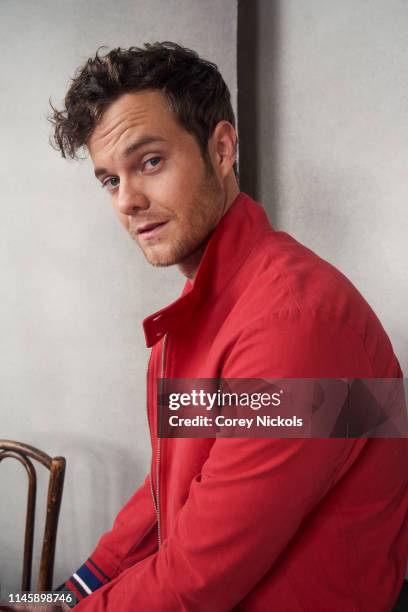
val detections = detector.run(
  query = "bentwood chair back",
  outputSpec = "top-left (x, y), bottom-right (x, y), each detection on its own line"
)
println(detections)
top-left (0, 440), bottom-right (65, 591)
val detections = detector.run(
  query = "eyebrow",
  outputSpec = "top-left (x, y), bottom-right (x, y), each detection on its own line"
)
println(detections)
top-left (94, 136), bottom-right (167, 178)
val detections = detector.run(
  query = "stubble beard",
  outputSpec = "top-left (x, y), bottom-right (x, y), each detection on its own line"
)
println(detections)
top-left (135, 166), bottom-right (224, 268)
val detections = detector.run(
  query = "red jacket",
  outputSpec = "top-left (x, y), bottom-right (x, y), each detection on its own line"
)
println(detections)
top-left (64, 192), bottom-right (407, 611)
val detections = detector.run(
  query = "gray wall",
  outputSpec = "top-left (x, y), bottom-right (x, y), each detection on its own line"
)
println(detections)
top-left (252, 0), bottom-right (408, 373)
top-left (0, 0), bottom-right (237, 591)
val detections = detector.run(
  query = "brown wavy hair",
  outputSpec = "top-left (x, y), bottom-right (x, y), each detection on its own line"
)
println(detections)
top-left (49, 41), bottom-right (236, 171)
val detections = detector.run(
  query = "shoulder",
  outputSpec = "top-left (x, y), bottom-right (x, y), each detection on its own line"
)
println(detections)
top-left (241, 230), bottom-right (368, 322)
top-left (224, 231), bottom-right (399, 377)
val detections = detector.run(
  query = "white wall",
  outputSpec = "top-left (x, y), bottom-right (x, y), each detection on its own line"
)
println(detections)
top-left (0, 0), bottom-right (237, 591)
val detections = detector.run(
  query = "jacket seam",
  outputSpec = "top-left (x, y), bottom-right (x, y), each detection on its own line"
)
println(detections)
top-left (232, 307), bottom-right (376, 377)
top-left (255, 240), bottom-right (377, 376)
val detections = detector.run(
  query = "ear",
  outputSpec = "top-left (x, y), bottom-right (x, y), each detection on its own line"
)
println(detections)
top-left (208, 121), bottom-right (237, 179)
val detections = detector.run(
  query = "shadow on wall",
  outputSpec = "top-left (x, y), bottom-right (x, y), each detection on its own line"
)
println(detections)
top-left (237, 0), bottom-right (281, 221)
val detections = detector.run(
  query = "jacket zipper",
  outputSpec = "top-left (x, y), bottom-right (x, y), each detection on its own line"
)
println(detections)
top-left (150, 332), bottom-right (168, 550)
top-left (147, 351), bottom-right (157, 513)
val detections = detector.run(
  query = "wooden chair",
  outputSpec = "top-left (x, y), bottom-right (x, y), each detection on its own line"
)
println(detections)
top-left (0, 440), bottom-right (66, 591)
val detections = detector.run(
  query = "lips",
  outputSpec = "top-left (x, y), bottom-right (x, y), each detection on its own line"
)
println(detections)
top-left (137, 222), bottom-right (167, 234)
top-left (136, 221), bottom-right (168, 239)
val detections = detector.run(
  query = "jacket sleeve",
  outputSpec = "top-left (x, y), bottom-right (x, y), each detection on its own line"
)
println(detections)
top-left (56, 473), bottom-right (158, 606)
top-left (72, 311), bottom-right (373, 611)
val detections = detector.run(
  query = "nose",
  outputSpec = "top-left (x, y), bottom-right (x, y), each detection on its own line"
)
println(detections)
top-left (116, 177), bottom-right (150, 216)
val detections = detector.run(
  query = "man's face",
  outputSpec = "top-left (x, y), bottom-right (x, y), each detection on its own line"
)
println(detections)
top-left (88, 90), bottom-right (226, 268)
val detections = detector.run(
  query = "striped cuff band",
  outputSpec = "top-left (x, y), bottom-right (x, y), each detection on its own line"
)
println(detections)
top-left (56, 557), bottom-right (111, 606)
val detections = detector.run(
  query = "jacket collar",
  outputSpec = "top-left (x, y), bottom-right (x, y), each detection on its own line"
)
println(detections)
top-left (143, 192), bottom-right (272, 347)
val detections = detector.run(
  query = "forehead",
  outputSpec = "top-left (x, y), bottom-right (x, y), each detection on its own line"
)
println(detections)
top-left (87, 90), bottom-right (182, 160)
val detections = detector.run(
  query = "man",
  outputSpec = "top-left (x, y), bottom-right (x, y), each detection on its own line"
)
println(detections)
top-left (48, 42), bottom-right (407, 610)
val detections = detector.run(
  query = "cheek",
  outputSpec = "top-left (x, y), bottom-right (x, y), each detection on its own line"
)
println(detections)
top-left (159, 156), bottom-right (204, 197)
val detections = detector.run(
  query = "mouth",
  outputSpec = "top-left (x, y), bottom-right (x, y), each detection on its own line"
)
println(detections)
top-left (137, 221), bottom-right (168, 239)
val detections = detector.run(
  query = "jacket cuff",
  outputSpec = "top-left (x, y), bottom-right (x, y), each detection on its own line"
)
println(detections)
top-left (56, 551), bottom-right (115, 607)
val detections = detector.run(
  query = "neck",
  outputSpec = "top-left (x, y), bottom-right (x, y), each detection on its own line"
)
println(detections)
top-left (177, 176), bottom-right (240, 280)
top-left (177, 242), bottom-right (209, 280)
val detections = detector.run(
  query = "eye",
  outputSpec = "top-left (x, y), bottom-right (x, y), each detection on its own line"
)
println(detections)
top-left (102, 176), bottom-right (120, 192)
top-left (143, 156), bottom-right (163, 171)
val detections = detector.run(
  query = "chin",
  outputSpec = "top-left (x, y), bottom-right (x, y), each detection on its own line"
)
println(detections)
top-left (147, 257), bottom-right (177, 268)
top-left (143, 247), bottom-right (179, 267)
top-left (142, 236), bottom-right (204, 268)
